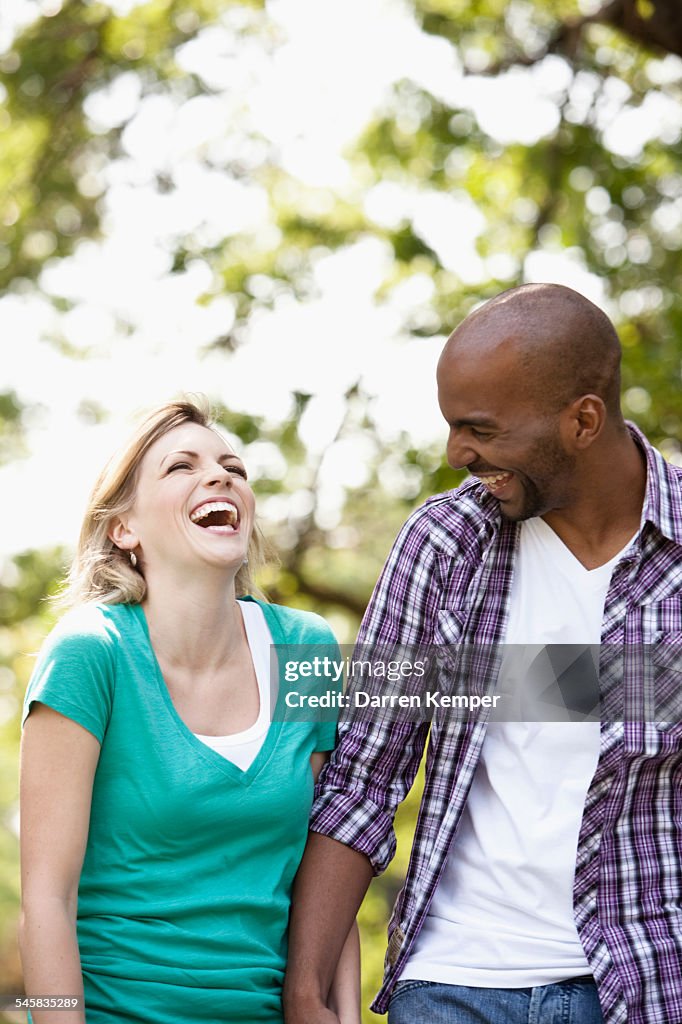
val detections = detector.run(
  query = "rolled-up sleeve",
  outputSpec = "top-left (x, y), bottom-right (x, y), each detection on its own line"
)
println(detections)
top-left (309, 503), bottom-right (442, 874)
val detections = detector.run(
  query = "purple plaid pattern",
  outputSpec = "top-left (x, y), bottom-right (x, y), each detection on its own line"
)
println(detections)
top-left (310, 424), bottom-right (682, 1022)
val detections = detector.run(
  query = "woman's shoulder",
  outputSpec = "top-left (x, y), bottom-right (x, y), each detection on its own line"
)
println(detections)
top-left (41, 601), bottom-right (129, 657)
top-left (24, 603), bottom-right (126, 738)
top-left (240, 597), bottom-right (338, 646)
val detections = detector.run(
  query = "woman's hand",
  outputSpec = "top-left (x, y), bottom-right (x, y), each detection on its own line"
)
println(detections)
top-left (283, 989), bottom-right (341, 1024)
top-left (328, 919), bottom-right (362, 1024)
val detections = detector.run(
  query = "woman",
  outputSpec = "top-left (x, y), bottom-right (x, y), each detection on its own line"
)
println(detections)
top-left (19, 399), bottom-right (360, 1024)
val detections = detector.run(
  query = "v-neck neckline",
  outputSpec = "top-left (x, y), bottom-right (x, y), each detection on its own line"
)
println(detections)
top-left (128, 598), bottom-right (284, 786)
top-left (528, 517), bottom-right (636, 583)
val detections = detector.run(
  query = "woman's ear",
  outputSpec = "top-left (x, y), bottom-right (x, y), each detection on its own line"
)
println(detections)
top-left (108, 516), bottom-right (138, 552)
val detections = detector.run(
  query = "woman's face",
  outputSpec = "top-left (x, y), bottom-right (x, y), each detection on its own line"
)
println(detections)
top-left (111, 422), bottom-right (255, 580)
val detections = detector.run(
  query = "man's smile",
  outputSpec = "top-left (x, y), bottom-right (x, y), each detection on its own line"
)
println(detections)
top-left (474, 471), bottom-right (515, 496)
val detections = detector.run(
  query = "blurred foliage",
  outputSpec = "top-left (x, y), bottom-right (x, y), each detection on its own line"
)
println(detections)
top-left (0, 393), bottom-right (28, 465)
top-left (1, 0), bottom-right (682, 1019)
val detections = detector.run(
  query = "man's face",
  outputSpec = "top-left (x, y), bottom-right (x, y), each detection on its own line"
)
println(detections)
top-left (437, 343), bottom-right (577, 522)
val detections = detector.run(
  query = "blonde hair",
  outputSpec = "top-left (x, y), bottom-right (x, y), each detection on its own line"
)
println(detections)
top-left (60, 398), bottom-right (268, 607)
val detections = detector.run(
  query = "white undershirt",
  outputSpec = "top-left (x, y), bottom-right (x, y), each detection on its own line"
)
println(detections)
top-left (193, 601), bottom-right (274, 771)
top-left (402, 516), bottom-right (634, 988)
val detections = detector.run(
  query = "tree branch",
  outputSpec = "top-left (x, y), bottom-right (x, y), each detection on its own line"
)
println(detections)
top-left (287, 576), bottom-right (368, 620)
top-left (477, 10), bottom-right (603, 76)
top-left (602, 0), bottom-right (682, 59)
top-left (476, 0), bottom-right (682, 76)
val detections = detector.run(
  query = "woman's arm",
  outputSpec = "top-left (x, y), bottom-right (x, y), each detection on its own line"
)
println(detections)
top-left (19, 704), bottom-right (101, 1024)
top-left (326, 919), bottom-right (361, 1024)
top-left (308, 753), bottom-right (362, 1024)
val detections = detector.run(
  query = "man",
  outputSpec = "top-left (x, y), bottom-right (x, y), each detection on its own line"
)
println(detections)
top-left (283, 283), bottom-right (682, 1024)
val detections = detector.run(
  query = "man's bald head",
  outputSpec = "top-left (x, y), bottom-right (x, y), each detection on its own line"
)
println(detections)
top-left (441, 283), bottom-right (623, 418)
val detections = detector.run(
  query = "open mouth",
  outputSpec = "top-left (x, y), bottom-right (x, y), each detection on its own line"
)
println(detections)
top-left (476, 472), bottom-right (514, 496)
top-left (189, 501), bottom-right (239, 533)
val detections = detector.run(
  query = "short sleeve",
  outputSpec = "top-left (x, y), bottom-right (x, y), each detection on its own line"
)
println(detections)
top-left (315, 713), bottom-right (338, 753)
top-left (22, 606), bottom-right (118, 744)
top-left (263, 602), bottom-right (342, 754)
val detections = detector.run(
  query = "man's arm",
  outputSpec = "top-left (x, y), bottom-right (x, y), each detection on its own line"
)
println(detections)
top-left (286, 708), bottom-right (429, 1021)
top-left (285, 504), bottom-right (446, 1022)
top-left (283, 833), bottom-right (373, 1024)
top-left (302, 754), bottom-right (364, 1024)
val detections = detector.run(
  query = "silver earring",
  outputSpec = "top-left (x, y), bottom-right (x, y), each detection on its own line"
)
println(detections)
top-left (242, 556), bottom-right (249, 566)
top-left (130, 551), bottom-right (138, 568)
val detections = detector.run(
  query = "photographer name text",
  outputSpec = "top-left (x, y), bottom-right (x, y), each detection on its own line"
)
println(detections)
top-left (284, 690), bottom-right (501, 710)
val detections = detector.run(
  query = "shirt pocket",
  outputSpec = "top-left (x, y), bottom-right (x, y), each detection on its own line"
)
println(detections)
top-left (652, 633), bottom-right (682, 742)
top-left (623, 633), bottom-right (682, 756)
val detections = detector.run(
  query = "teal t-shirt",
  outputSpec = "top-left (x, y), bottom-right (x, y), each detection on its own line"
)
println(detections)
top-left (22, 597), bottom-right (338, 1024)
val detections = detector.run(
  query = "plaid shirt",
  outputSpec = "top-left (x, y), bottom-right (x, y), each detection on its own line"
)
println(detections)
top-left (310, 424), bottom-right (682, 1023)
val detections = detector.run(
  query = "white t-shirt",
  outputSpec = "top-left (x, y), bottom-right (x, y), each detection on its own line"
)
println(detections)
top-left (194, 600), bottom-right (274, 771)
top-left (401, 516), bottom-right (634, 987)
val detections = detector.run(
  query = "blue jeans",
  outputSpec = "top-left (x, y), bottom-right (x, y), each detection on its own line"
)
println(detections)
top-left (388, 978), bottom-right (605, 1024)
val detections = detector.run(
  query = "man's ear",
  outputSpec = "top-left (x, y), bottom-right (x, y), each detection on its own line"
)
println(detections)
top-left (108, 516), bottom-right (138, 552)
top-left (562, 394), bottom-right (606, 451)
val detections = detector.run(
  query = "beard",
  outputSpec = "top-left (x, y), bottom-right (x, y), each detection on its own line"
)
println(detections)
top-left (498, 429), bottom-right (575, 522)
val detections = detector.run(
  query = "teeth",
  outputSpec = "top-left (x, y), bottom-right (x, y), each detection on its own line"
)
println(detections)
top-left (479, 473), bottom-right (510, 484)
top-left (190, 501), bottom-right (238, 524)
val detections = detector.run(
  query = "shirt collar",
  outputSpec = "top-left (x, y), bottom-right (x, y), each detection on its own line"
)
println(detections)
top-left (628, 420), bottom-right (682, 547)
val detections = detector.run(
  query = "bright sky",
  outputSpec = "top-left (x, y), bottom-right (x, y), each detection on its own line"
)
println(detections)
top-left (1, 0), bottom-right (680, 557)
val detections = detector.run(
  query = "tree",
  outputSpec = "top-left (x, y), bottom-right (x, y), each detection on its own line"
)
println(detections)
top-left (355, 0), bottom-right (682, 449)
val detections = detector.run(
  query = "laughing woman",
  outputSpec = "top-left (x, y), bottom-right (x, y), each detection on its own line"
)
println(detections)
top-left (18, 399), bottom-right (360, 1024)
